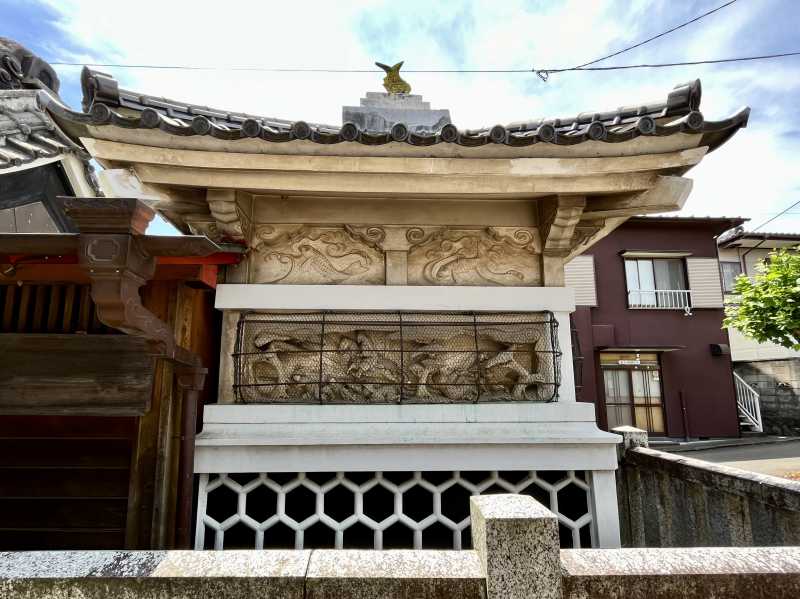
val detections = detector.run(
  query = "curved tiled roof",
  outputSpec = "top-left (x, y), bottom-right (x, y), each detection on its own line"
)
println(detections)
top-left (41, 67), bottom-right (749, 152)
top-left (0, 90), bottom-right (83, 170)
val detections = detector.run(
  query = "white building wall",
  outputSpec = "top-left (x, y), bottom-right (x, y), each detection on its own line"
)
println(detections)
top-left (718, 247), bottom-right (800, 361)
top-left (198, 284), bottom-right (622, 549)
top-left (728, 326), bottom-right (800, 362)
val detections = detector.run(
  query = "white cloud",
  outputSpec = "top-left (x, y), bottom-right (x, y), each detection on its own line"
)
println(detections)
top-left (40, 0), bottom-right (800, 233)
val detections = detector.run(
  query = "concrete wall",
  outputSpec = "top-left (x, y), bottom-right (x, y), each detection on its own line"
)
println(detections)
top-left (4, 494), bottom-right (800, 599)
top-left (735, 359), bottom-right (800, 436)
top-left (615, 428), bottom-right (800, 548)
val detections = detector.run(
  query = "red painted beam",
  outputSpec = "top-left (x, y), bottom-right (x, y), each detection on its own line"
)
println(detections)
top-left (0, 254), bottom-right (78, 265)
top-left (156, 253), bottom-right (241, 266)
top-left (2, 252), bottom-right (240, 267)
top-left (1, 263), bottom-right (220, 288)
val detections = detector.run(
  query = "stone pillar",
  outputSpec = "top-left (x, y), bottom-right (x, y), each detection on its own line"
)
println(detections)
top-left (612, 425), bottom-right (649, 457)
top-left (470, 494), bottom-right (562, 599)
top-left (612, 426), bottom-right (649, 547)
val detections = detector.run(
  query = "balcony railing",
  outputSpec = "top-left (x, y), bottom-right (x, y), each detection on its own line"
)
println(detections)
top-left (233, 311), bottom-right (561, 404)
top-left (628, 289), bottom-right (692, 310)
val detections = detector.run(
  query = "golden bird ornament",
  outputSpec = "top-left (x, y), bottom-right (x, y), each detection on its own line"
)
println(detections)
top-left (376, 61), bottom-right (411, 94)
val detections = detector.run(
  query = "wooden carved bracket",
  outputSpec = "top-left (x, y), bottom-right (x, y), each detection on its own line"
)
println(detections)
top-left (63, 197), bottom-right (197, 366)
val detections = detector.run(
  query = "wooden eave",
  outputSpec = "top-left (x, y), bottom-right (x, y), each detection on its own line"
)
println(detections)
top-left (0, 233), bottom-right (242, 287)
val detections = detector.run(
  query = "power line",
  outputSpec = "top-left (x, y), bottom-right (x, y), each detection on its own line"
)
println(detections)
top-left (536, 51), bottom-right (800, 78)
top-left (570, 0), bottom-right (738, 71)
top-left (48, 62), bottom-right (529, 72)
top-left (750, 199), bottom-right (800, 232)
top-left (49, 51), bottom-right (800, 74)
top-left (48, 0), bottom-right (742, 78)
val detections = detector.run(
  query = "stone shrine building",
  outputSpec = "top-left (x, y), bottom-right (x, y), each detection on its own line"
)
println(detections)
top-left (33, 60), bottom-right (748, 550)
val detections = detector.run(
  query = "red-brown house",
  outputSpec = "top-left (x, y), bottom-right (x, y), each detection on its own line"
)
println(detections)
top-left (567, 216), bottom-right (746, 439)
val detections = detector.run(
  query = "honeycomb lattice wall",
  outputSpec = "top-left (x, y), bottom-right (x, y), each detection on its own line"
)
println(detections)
top-left (195, 470), bottom-right (593, 550)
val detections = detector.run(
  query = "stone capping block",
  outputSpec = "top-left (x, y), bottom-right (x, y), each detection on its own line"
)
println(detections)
top-left (628, 446), bottom-right (800, 512)
top-left (470, 493), bottom-right (562, 599)
top-left (304, 549), bottom-right (485, 599)
top-left (0, 550), bottom-right (310, 599)
top-left (611, 425), bottom-right (648, 455)
top-left (560, 547), bottom-right (800, 599)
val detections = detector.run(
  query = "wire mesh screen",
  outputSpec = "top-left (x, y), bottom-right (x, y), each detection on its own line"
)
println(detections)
top-left (233, 311), bottom-right (561, 404)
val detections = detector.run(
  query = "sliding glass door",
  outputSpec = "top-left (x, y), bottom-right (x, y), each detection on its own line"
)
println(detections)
top-left (601, 353), bottom-right (665, 434)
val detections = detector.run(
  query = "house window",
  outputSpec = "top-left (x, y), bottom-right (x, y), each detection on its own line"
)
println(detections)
top-left (600, 353), bottom-right (665, 434)
top-left (720, 261), bottom-right (743, 293)
top-left (624, 258), bottom-right (689, 309)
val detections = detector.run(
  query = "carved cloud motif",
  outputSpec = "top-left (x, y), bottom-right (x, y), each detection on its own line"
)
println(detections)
top-left (252, 225), bottom-right (385, 284)
top-left (407, 227), bottom-right (541, 286)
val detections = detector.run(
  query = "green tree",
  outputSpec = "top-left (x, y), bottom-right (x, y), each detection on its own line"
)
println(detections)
top-left (724, 248), bottom-right (800, 350)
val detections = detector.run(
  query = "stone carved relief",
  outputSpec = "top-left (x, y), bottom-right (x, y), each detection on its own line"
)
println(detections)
top-left (571, 222), bottom-right (604, 248)
top-left (206, 189), bottom-right (252, 243)
top-left (186, 220), bottom-right (222, 243)
top-left (407, 227), bottom-right (541, 286)
top-left (239, 313), bottom-right (556, 404)
top-left (248, 223), bottom-right (545, 286)
top-left (252, 224), bottom-right (385, 284)
top-left (539, 196), bottom-right (586, 256)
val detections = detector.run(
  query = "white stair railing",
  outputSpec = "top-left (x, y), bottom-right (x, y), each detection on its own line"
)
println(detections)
top-left (733, 372), bottom-right (763, 433)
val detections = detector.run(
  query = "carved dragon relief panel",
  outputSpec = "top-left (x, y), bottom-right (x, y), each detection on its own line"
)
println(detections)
top-left (252, 224), bottom-right (385, 284)
top-left (249, 224), bottom-right (543, 286)
top-left (234, 312), bottom-right (560, 404)
top-left (406, 227), bottom-right (542, 286)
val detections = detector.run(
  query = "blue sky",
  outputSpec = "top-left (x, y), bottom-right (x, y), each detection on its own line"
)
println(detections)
top-left (4, 0), bottom-right (799, 234)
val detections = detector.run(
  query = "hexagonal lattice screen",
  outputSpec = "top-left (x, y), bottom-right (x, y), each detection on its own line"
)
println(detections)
top-left (195, 470), bottom-right (593, 550)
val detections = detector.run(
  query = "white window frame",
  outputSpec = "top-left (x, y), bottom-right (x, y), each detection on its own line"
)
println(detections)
top-left (624, 257), bottom-right (691, 310)
top-left (719, 260), bottom-right (743, 294)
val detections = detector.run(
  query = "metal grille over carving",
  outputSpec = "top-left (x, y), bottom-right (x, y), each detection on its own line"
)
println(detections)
top-left (233, 311), bottom-right (560, 403)
top-left (195, 470), bottom-right (592, 550)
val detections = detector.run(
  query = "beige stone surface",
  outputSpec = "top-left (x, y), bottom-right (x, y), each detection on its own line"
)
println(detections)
top-left (132, 163), bottom-right (662, 197)
top-left (245, 223), bottom-right (546, 287)
top-left (90, 138), bottom-right (702, 290)
top-left (0, 550), bottom-right (309, 599)
top-left (251, 224), bottom-right (385, 284)
top-left (217, 311), bottom-right (239, 404)
top-left (305, 549), bottom-right (485, 599)
top-left (407, 226), bottom-right (541, 286)
top-left (560, 547), bottom-right (800, 599)
top-left (252, 195), bottom-right (540, 227)
top-left (470, 494), bottom-right (562, 599)
top-left (619, 445), bottom-right (800, 548)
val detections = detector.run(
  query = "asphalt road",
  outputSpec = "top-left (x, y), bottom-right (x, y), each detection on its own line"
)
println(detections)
top-left (685, 440), bottom-right (800, 478)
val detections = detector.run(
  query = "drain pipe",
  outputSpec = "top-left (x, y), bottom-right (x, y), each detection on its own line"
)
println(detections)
top-left (739, 233), bottom-right (768, 276)
top-left (679, 390), bottom-right (691, 441)
top-left (176, 367), bottom-right (207, 549)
